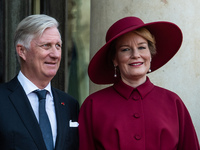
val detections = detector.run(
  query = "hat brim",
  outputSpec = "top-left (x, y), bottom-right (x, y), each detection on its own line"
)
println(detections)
top-left (88, 21), bottom-right (183, 84)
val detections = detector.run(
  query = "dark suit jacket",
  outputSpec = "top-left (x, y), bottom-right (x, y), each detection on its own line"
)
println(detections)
top-left (0, 76), bottom-right (79, 150)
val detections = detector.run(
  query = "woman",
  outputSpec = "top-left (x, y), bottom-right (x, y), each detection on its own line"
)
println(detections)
top-left (78, 16), bottom-right (200, 150)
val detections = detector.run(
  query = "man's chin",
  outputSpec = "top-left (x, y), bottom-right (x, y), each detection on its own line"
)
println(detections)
top-left (45, 72), bottom-right (58, 78)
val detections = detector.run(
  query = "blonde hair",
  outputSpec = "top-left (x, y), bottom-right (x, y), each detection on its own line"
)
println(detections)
top-left (133, 27), bottom-right (156, 56)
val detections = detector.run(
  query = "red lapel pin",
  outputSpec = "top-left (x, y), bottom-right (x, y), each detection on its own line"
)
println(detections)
top-left (61, 102), bottom-right (65, 106)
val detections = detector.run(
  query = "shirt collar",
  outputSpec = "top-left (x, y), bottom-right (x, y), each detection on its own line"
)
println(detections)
top-left (113, 77), bottom-right (154, 100)
top-left (17, 71), bottom-right (52, 97)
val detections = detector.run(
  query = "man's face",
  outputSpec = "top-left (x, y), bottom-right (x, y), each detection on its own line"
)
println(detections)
top-left (20, 27), bottom-right (62, 85)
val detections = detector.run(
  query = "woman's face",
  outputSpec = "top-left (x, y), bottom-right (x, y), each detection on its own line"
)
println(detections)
top-left (113, 31), bottom-right (151, 86)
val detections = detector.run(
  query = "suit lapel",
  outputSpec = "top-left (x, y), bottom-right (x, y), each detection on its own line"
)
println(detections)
top-left (52, 88), bottom-right (70, 149)
top-left (8, 77), bottom-right (47, 150)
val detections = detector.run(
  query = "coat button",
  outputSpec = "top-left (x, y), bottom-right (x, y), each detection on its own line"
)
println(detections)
top-left (134, 134), bottom-right (141, 140)
top-left (132, 96), bottom-right (140, 101)
top-left (131, 91), bottom-right (141, 100)
top-left (133, 113), bottom-right (140, 118)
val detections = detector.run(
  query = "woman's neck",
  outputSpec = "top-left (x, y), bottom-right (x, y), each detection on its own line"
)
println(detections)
top-left (121, 75), bottom-right (147, 88)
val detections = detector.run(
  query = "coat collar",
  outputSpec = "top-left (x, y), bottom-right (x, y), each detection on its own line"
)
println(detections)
top-left (113, 77), bottom-right (154, 100)
top-left (7, 76), bottom-right (71, 150)
top-left (7, 76), bottom-right (47, 149)
top-left (52, 88), bottom-right (70, 149)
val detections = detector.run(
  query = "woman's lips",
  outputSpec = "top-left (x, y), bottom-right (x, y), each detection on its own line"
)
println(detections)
top-left (129, 62), bottom-right (143, 66)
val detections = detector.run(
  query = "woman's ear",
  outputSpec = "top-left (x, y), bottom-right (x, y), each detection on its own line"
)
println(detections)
top-left (112, 58), bottom-right (118, 67)
top-left (16, 44), bottom-right (27, 61)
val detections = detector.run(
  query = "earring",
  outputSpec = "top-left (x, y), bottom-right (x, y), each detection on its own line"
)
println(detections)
top-left (148, 68), bottom-right (151, 73)
top-left (114, 66), bottom-right (117, 77)
top-left (148, 60), bottom-right (152, 73)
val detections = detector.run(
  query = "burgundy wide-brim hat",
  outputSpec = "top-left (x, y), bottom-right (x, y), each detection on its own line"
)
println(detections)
top-left (88, 16), bottom-right (183, 84)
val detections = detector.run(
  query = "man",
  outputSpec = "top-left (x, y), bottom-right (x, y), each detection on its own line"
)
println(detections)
top-left (0, 14), bottom-right (79, 150)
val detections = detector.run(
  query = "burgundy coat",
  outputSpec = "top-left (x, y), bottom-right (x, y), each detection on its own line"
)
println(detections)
top-left (78, 77), bottom-right (199, 150)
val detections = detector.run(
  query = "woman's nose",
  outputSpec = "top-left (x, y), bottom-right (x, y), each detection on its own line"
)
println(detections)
top-left (130, 49), bottom-right (140, 58)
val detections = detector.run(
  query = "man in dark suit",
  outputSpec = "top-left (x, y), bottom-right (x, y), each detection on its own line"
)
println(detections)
top-left (0, 14), bottom-right (79, 150)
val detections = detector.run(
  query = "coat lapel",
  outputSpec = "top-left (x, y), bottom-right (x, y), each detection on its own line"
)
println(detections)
top-left (8, 77), bottom-right (47, 150)
top-left (52, 88), bottom-right (70, 149)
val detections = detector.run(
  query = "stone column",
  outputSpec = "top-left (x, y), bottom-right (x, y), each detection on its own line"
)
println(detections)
top-left (90, 0), bottom-right (200, 139)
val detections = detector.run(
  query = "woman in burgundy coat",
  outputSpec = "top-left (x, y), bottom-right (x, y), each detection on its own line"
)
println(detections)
top-left (78, 16), bottom-right (200, 150)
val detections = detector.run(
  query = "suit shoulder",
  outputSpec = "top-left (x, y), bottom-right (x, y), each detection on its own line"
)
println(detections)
top-left (0, 82), bottom-right (7, 89)
top-left (0, 81), bottom-right (12, 93)
top-left (0, 76), bottom-right (20, 91)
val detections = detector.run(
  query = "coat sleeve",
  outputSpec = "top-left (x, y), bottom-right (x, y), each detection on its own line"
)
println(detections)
top-left (176, 99), bottom-right (200, 150)
top-left (78, 98), bottom-right (96, 150)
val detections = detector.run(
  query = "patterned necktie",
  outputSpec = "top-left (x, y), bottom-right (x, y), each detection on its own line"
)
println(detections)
top-left (34, 90), bottom-right (54, 150)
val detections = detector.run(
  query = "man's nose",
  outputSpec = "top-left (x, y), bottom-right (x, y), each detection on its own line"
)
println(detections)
top-left (50, 46), bottom-right (61, 58)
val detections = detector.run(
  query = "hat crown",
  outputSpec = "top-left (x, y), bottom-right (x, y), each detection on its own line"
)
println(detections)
top-left (106, 17), bottom-right (144, 42)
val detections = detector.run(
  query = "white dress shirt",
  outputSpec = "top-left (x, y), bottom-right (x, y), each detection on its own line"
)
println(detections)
top-left (17, 71), bottom-right (57, 146)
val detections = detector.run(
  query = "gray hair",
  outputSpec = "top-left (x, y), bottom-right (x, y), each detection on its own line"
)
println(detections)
top-left (14, 14), bottom-right (59, 50)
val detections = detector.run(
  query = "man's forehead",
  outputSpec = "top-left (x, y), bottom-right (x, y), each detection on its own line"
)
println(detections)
top-left (33, 35), bottom-right (62, 44)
